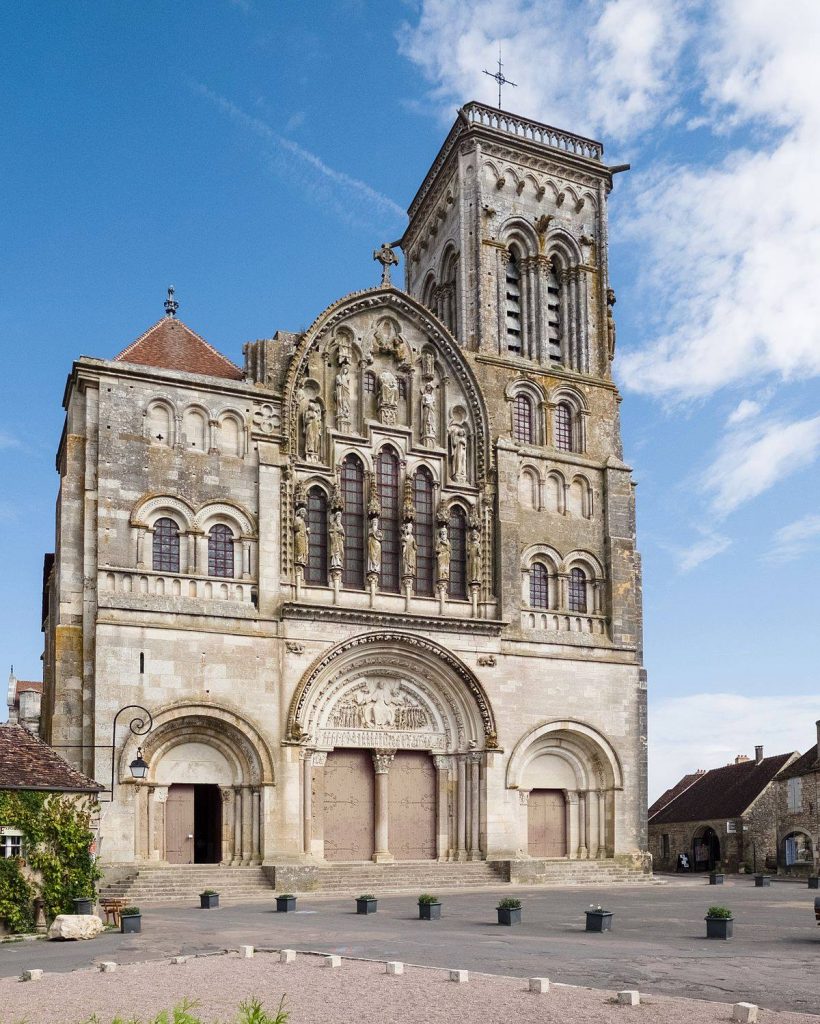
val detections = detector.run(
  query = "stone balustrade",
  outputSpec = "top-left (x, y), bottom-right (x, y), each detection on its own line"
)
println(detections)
top-left (520, 609), bottom-right (608, 635)
top-left (99, 568), bottom-right (256, 605)
top-left (464, 101), bottom-right (604, 161)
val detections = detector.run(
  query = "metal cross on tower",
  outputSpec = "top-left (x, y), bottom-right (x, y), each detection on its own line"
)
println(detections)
top-left (483, 47), bottom-right (517, 110)
top-left (164, 285), bottom-right (179, 318)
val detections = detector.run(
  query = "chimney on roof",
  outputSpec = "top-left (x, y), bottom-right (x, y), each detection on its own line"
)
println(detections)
top-left (735, 754), bottom-right (750, 764)
top-left (755, 744), bottom-right (764, 764)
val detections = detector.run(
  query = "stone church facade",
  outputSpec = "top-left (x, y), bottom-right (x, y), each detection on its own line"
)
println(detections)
top-left (40, 102), bottom-right (648, 879)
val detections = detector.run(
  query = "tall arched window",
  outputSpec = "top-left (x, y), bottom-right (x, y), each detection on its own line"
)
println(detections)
top-left (208, 524), bottom-right (234, 578)
top-left (448, 506), bottom-right (468, 599)
top-left (505, 250), bottom-right (522, 354)
top-left (152, 517), bottom-right (180, 573)
top-left (568, 567), bottom-right (587, 612)
top-left (546, 261), bottom-right (561, 363)
top-left (305, 487), bottom-right (328, 585)
top-left (513, 393), bottom-right (534, 444)
top-left (441, 250), bottom-right (458, 334)
top-left (341, 455), bottom-right (365, 589)
top-left (413, 467), bottom-right (435, 596)
top-left (555, 402), bottom-right (573, 451)
top-left (530, 562), bottom-right (549, 608)
top-left (376, 447), bottom-right (400, 593)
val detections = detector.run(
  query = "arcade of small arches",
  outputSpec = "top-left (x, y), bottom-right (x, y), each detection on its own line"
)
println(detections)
top-left (518, 465), bottom-right (593, 519)
top-left (145, 398), bottom-right (248, 457)
top-left (507, 380), bottom-right (588, 454)
top-left (520, 545), bottom-right (605, 618)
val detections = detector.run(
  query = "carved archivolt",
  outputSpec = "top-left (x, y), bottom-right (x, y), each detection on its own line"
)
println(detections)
top-left (505, 719), bottom-right (623, 792)
top-left (287, 631), bottom-right (497, 751)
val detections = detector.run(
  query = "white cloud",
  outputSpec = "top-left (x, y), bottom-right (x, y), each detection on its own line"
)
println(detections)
top-left (767, 513), bottom-right (820, 563)
top-left (671, 530), bottom-right (732, 573)
top-left (701, 413), bottom-right (820, 516)
top-left (650, 693), bottom-right (820, 801)
top-left (192, 83), bottom-right (405, 227)
top-left (0, 432), bottom-right (21, 450)
top-left (726, 400), bottom-right (761, 426)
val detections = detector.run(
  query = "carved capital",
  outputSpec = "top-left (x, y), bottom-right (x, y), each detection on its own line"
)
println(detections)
top-left (432, 755), bottom-right (450, 772)
top-left (372, 748), bottom-right (396, 774)
top-left (312, 751), bottom-right (328, 767)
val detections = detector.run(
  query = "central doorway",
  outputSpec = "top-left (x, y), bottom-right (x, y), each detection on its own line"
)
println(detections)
top-left (165, 783), bottom-right (222, 864)
top-left (323, 750), bottom-right (375, 861)
top-left (389, 751), bottom-right (436, 860)
top-left (528, 789), bottom-right (567, 857)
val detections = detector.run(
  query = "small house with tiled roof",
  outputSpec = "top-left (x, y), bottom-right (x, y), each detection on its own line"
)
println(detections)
top-left (772, 721), bottom-right (820, 876)
top-left (649, 746), bottom-right (798, 873)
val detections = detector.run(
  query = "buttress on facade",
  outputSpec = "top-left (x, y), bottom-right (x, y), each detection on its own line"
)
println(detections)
top-left (40, 102), bottom-right (649, 878)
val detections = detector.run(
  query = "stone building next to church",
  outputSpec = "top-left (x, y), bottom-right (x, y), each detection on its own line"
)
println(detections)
top-left (38, 102), bottom-right (648, 886)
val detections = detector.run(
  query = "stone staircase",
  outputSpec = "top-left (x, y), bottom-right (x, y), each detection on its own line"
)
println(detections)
top-left (308, 860), bottom-right (505, 894)
top-left (100, 865), bottom-right (275, 904)
top-left (494, 858), bottom-right (655, 887)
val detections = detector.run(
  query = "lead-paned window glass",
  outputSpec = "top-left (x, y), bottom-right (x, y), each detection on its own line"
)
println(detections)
top-left (306, 487), bottom-right (328, 585)
top-left (413, 468), bottom-right (435, 596)
top-left (555, 402), bottom-right (573, 451)
top-left (530, 562), bottom-right (549, 608)
top-left (152, 517), bottom-right (180, 573)
top-left (568, 566), bottom-right (587, 612)
top-left (341, 455), bottom-right (365, 589)
top-left (513, 394), bottom-right (534, 444)
top-left (376, 447), bottom-right (401, 593)
top-left (448, 506), bottom-right (468, 599)
top-left (208, 524), bottom-right (234, 578)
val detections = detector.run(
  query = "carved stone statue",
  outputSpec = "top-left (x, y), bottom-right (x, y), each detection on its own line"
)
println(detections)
top-left (378, 371), bottom-right (399, 426)
top-left (294, 506), bottom-right (309, 567)
top-left (421, 351), bottom-right (435, 380)
top-left (436, 525), bottom-right (451, 584)
top-left (329, 510), bottom-right (345, 571)
top-left (606, 287), bottom-right (617, 359)
top-left (448, 418), bottom-right (468, 482)
top-left (335, 362), bottom-right (351, 428)
top-left (303, 400), bottom-right (323, 463)
top-left (420, 382), bottom-right (436, 447)
top-left (467, 526), bottom-right (482, 584)
top-left (401, 522), bottom-right (417, 579)
top-left (367, 517), bottom-right (383, 575)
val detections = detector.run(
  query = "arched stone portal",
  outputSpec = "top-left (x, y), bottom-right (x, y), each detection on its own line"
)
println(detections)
top-left (120, 702), bottom-right (275, 866)
top-left (506, 720), bottom-right (623, 859)
top-left (288, 631), bottom-right (497, 862)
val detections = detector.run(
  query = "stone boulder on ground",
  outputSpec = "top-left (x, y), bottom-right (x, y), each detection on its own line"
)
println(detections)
top-left (47, 914), bottom-right (104, 941)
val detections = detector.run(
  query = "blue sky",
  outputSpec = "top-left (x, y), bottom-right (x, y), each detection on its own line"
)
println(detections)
top-left (2, 1), bottom-right (819, 797)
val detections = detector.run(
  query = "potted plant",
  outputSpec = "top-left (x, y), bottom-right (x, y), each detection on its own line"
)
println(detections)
top-left (72, 896), bottom-right (94, 915)
top-left (276, 893), bottom-right (297, 913)
top-left (754, 874), bottom-right (771, 887)
top-left (120, 906), bottom-right (141, 934)
top-left (496, 897), bottom-right (522, 926)
top-left (709, 871), bottom-right (724, 885)
top-left (355, 894), bottom-right (378, 915)
top-left (585, 904), bottom-right (613, 932)
top-left (418, 893), bottom-right (441, 920)
top-left (808, 876), bottom-right (818, 890)
top-left (199, 889), bottom-right (219, 909)
top-left (705, 905), bottom-right (733, 939)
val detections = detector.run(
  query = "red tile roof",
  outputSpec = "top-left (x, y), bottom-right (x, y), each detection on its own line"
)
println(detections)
top-left (0, 725), bottom-right (102, 793)
top-left (778, 744), bottom-right (820, 780)
top-left (114, 318), bottom-right (243, 380)
top-left (648, 772), bottom-right (704, 819)
top-left (649, 753), bottom-right (796, 825)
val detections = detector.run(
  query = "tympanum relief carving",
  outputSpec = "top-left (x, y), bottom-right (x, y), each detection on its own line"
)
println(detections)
top-left (329, 678), bottom-right (430, 731)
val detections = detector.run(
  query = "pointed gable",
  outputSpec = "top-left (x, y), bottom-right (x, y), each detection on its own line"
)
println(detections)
top-left (114, 318), bottom-right (244, 380)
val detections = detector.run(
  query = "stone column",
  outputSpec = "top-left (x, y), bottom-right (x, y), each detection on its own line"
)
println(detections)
top-left (208, 419), bottom-right (219, 454)
top-left (598, 790), bottom-right (608, 858)
top-left (220, 786), bottom-right (234, 863)
top-left (147, 788), bottom-right (157, 861)
top-left (469, 753), bottom-right (481, 860)
top-left (241, 786), bottom-right (253, 864)
top-left (135, 526), bottom-right (147, 569)
top-left (578, 791), bottom-right (588, 859)
top-left (232, 786), bottom-right (242, 865)
top-left (252, 787), bottom-right (262, 863)
top-left (372, 749), bottom-right (395, 863)
top-left (302, 751), bottom-right (313, 857)
top-left (196, 533), bottom-right (209, 575)
top-left (567, 791), bottom-right (579, 859)
top-left (433, 755), bottom-right (450, 861)
top-left (519, 790), bottom-right (530, 855)
top-left (312, 752), bottom-right (327, 859)
top-left (586, 790), bottom-right (599, 860)
top-left (456, 755), bottom-right (467, 861)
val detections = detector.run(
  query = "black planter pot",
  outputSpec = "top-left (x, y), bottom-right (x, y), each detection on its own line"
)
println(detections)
top-left (754, 875), bottom-right (771, 887)
top-left (497, 907), bottom-right (522, 926)
top-left (72, 898), bottom-right (94, 915)
top-left (585, 910), bottom-right (613, 932)
top-left (706, 916), bottom-right (733, 939)
top-left (200, 893), bottom-right (219, 909)
top-left (276, 896), bottom-right (297, 913)
top-left (709, 873), bottom-right (724, 885)
top-left (419, 902), bottom-right (441, 920)
top-left (808, 876), bottom-right (819, 889)
top-left (121, 914), bottom-right (141, 934)
top-left (356, 898), bottom-right (378, 915)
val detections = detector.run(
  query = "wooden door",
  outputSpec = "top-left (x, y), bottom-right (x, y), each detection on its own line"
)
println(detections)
top-left (389, 751), bottom-right (436, 860)
top-left (166, 784), bottom-right (195, 863)
top-left (323, 750), bottom-right (374, 861)
top-left (528, 789), bottom-right (567, 858)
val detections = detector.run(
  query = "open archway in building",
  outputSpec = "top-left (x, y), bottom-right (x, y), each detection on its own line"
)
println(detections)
top-left (692, 826), bottom-right (721, 871)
